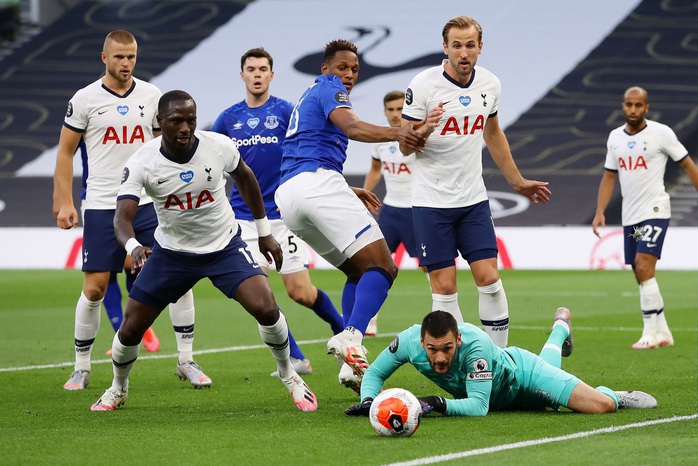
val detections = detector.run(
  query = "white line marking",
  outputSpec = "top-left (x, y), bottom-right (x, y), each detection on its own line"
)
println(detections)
top-left (2, 325), bottom-right (695, 373)
top-left (384, 414), bottom-right (698, 466)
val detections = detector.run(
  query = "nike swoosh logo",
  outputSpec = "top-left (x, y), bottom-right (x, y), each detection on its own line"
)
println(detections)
top-left (647, 243), bottom-right (657, 248)
top-left (157, 179), bottom-right (168, 185)
top-left (98, 110), bottom-right (108, 115)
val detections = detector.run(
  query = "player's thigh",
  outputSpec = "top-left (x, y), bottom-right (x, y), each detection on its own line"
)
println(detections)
top-left (413, 206), bottom-right (458, 269)
top-left (510, 347), bottom-right (580, 409)
top-left (129, 244), bottom-right (204, 310)
top-left (277, 169), bottom-right (379, 267)
top-left (82, 209), bottom-right (126, 272)
top-left (455, 200), bottom-right (498, 263)
top-left (207, 234), bottom-right (268, 301)
top-left (623, 219), bottom-right (669, 265)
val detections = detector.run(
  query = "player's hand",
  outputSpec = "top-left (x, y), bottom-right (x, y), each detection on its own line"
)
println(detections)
top-left (351, 187), bottom-right (381, 211)
top-left (418, 399), bottom-right (434, 415)
top-left (55, 205), bottom-right (79, 229)
top-left (591, 212), bottom-right (606, 238)
top-left (417, 395), bottom-right (446, 414)
top-left (345, 397), bottom-right (373, 416)
top-left (396, 123), bottom-right (428, 154)
top-left (259, 234), bottom-right (283, 272)
top-left (513, 179), bottom-right (551, 204)
top-left (130, 246), bottom-right (152, 272)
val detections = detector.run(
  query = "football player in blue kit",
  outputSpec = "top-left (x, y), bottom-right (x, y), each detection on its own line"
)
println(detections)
top-left (275, 39), bottom-right (441, 391)
top-left (91, 90), bottom-right (317, 413)
top-left (212, 48), bottom-right (344, 377)
top-left (347, 309), bottom-right (657, 417)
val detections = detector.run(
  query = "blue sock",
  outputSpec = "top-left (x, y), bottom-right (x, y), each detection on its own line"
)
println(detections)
top-left (288, 329), bottom-right (305, 360)
top-left (312, 289), bottom-right (344, 334)
top-left (341, 277), bottom-right (359, 327)
top-left (103, 273), bottom-right (123, 332)
top-left (346, 268), bottom-right (393, 333)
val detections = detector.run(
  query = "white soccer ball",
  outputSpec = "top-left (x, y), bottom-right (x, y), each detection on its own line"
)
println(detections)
top-left (369, 388), bottom-right (421, 437)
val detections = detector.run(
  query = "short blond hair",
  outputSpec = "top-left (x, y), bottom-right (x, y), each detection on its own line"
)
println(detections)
top-left (442, 16), bottom-right (482, 43)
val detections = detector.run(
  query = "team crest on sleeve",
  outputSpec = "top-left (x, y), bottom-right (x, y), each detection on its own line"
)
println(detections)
top-left (389, 336), bottom-right (399, 353)
top-left (405, 88), bottom-right (413, 105)
top-left (467, 357), bottom-right (492, 380)
top-left (66, 102), bottom-right (73, 118)
top-left (121, 167), bottom-right (129, 184)
top-left (335, 92), bottom-right (350, 104)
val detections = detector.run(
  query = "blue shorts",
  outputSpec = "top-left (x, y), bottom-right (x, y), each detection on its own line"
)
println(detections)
top-left (504, 347), bottom-right (581, 410)
top-left (82, 204), bottom-right (157, 272)
top-left (623, 219), bottom-right (670, 264)
top-left (379, 204), bottom-right (419, 258)
top-left (413, 201), bottom-right (498, 271)
top-left (129, 232), bottom-right (266, 310)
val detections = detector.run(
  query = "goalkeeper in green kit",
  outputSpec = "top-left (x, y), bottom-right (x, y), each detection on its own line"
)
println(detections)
top-left (347, 309), bottom-right (657, 416)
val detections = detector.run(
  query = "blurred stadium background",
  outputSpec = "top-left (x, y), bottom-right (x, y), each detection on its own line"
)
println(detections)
top-left (1, 0), bottom-right (697, 268)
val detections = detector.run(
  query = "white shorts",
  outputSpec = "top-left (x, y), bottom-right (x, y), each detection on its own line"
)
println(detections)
top-left (238, 219), bottom-right (309, 275)
top-left (275, 168), bottom-right (384, 267)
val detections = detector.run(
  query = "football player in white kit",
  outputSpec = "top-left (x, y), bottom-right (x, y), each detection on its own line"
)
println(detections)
top-left (363, 90), bottom-right (429, 337)
top-left (400, 16), bottom-right (551, 348)
top-left (53, 30), bottom-right (209, 391)
top-left (91, 90), bottom-right (317, 412)
top-left (593, 86), bottom-right (698, 349)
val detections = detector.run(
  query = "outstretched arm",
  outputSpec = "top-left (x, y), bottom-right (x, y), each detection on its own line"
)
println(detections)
top-left (329, 107), bottom-right (426, 153)
top-left (592, 171), bottom-right (618, 238)
top-left (231, 158), bottom-right (283, 271)
top-left (483, 115), bottom-right (551, 204)
top-left (399, 103), bottom-right (445, 156)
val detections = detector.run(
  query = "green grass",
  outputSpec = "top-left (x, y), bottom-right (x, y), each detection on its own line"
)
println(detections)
top-left (1, 269), bottom-right (696, 465)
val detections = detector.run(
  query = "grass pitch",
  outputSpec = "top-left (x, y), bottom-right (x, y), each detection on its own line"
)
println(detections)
top-left (0, 269), bottom-right (696, 465)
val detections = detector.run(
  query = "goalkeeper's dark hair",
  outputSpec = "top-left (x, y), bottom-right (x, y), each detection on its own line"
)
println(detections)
top-left (241, 47), bottom-right (273, 71)
top-left (323, 39), bottom-right (358, 65)
top-left (158, 90), bottom-right (195, 116)
top-left (421, 311), bottom-right (458, 340)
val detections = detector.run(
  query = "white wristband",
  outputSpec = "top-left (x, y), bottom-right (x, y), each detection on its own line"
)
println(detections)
top-left (125, 238), bottom-right (142, 256)
top-left (254, 216), bottom-right (272, 237)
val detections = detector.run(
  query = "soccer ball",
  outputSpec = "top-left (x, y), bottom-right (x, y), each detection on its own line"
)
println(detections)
top-left (369, 388), bottom-right (421, 437)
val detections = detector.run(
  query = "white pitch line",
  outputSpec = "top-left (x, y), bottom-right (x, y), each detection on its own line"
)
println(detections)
top-left (384, 414), bottom-right (698, 466)
top-left (2, 326), bottom-right (696, 373)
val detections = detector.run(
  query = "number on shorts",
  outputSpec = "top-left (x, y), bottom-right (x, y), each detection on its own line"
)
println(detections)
top-left (238, 247), bottom-right (257, 265)
top-left (288, 235), bottom-right (298, 254)
top-left (641, 225), bottom-right (663, 243)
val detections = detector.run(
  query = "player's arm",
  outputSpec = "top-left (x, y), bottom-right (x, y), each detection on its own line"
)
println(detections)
top-left (362, 159), bottom-right (383, 215)
top-left (53, 126), bottom-right (82, 229)
top-left (114, 197), bottom-right (147, 272)
top-left (441, 379), bottom-right (493, 417)
top-left (679, 155), bottom-right (698, 191)
top-left (483, 115), bottom-right (551, 204)
top-left (398, 104), bottom-right (444, 155)
top-left (329, 107), bottom-right (425, 152)
top-left (231, 158), bottom-right (283, 271)
top-left (592, 170), bottom-right (618, 238)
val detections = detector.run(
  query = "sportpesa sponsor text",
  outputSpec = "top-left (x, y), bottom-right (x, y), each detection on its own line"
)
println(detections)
top-left (231, 135), bottom-right (280, 148)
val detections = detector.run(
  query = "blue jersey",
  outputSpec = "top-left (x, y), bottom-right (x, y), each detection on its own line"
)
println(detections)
top-left (362, 323), bottom-right (528, 416)
top-left (212, 96), bottom-right (294, 220)
top-left (280, 74), bottom-right (352, 184)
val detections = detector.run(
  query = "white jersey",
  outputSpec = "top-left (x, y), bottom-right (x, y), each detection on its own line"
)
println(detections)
top-left (64, 77), bottom-right (160, 209)
top-left (605, 120), bottom-right (688, 225)
top-left (371, 141), bottom-right (414, 208)
top-left (118, 131), bottom-right (241, 253)
top-left (403, 61), bottom-right (500, 208)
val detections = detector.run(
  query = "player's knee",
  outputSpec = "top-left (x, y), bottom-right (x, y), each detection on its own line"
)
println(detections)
top-left (287, 286), bottom-right (313, 307)
top-left (83, 283), bottom-right (107, 302)
top-left (254, 306), bottom-right (280, 327)
top-left (117, 322), bottom-right (142, 346)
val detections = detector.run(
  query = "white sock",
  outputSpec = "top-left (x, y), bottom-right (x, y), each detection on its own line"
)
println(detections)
top-left (169, 289), bottom-right (195, 364)
top-left (258, 311), bottom-right (292, 378)
top-left (639, 278), bottom-right (663, 335)
top-left (74, 292), bottom-right (102, 371)
top-left (111, 332), bottom-right (139, 392)
top-left (432, 293), bottom-right (463, 322)
top-left (477, 279), bottom-right (509, 348)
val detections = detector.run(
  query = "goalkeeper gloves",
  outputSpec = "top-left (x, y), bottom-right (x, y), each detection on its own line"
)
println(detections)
top-left (418, 396), bottom-right (446, 414)
top-left (345, 397), bottom-right (373, 416)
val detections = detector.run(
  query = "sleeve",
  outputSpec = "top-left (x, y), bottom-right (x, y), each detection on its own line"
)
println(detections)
top-left (319, 80), bottom-right (352, 119)
top-left (64, 91), bottom-right (88, 133)
top-left (402, 75), bottom-right (427, 122)
top-left (604, 134), bottom-right (619, 171)
top-left (211, 111), bottom-right (228, 136)
top-left (371, 144), bottom-right (381, 161)
top-left (659, 125), bottom-right (689, 162)
top-left (359, 332), bottom-right (411, 400)
top-left (221, 136), bottom-right (241, 173)
top-left (488, 74), bottom-right (501, 118)
top-left (444, 340), bottom-right (496, 417)
top-left (117, 155), bottom-right (145, 202)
